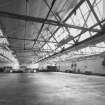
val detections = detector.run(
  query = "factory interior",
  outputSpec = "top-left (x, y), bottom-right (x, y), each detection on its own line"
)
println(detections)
top-left (0, 0), bottom-right (105, 105)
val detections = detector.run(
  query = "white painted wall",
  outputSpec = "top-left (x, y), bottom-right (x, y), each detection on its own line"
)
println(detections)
top-left (38, 56), bottom-right (105, 74)
top-left (76, 57), bottom-right (105, 74)
top-left (57, 56), bottom-right (105, 74)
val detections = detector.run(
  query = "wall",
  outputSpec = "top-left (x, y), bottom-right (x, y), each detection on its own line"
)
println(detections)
top-left (38, 56), bottom-right (105, 74)
top-left (57, 56), bottom-right (105, 74)
top-left (76, 57), bottom-right (105, 74)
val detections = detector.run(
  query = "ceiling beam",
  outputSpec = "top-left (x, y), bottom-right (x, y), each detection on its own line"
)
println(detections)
top-left (32, 0), bottom-right (57, 48)
top-left (36, 24), bottom-right (105, 63)
top-left (0, 11), bottom-right (99, 32)
top-left (39, 0), bottom-right (98, 50)
top-left (10, 46), bottom-right (53, 53)
top-left (0, 53), bottom-right (13, 63)
top-left (0, 36), bottom-right (57, 43)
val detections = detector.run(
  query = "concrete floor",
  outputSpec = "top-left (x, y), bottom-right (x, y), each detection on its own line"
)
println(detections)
top-left (0, 72), bottom-right (105, 105)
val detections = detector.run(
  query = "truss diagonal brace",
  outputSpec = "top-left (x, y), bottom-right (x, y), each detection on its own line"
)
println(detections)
top-left (37, 27), bottom-right (105, 63)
